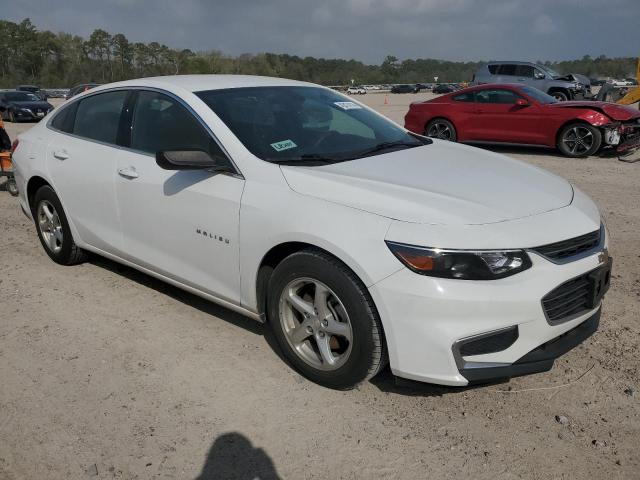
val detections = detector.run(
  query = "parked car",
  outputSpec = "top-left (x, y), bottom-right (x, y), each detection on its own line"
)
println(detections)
top-left (346, 86), bottom-right (366, 95)
top-left (473, 61), bottom-right (590, 101)
top-left (0, 91), bottom-right (54, 122)
top-left (16, 84), bottom-right (48, 101)
top-left (404, 83), bottom-right (640, 157)
top-left (432, 84), bottom-right (456, 94)
top-left (391, 84), bottom-right (419, 93)
top-left (590, 78), bottom-right (606, 87)
top-left (14, 75), bottom-right (611, 389)
top-left (65, 83), bottom-right (101, 100)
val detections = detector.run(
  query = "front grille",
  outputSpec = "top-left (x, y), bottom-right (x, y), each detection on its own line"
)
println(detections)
top-left (542, 273), bottom-right (591, 324)
top-left (531, 227), bottom-right (600, 262)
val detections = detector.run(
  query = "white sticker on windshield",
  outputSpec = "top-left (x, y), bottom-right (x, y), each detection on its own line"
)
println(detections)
top-left (270, 139), bottom-right (297, 152)
top-left (334, 101), bottom-right (362, 110)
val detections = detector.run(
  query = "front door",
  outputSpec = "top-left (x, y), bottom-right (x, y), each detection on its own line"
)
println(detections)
top-left (115, 90), bottom-right (244, 303)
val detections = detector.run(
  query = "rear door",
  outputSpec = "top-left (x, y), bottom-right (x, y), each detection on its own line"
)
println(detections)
top-left (46, 90), bottom-right (127, 254)
top-left (470, 88), bottom-right (544, 144)
top-left (114, 89), bottom-right (244, 303)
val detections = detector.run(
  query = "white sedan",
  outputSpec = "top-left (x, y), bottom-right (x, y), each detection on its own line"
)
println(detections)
top-left (12, 75), bottom-right (611, 389)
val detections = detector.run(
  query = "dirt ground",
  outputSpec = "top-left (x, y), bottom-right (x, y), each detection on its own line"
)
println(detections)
top-left (0, 93), bottom-right (639, 480)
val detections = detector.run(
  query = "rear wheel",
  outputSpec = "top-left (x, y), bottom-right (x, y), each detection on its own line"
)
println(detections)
top-left (267, 249), bottom-right (386, 389)
top-left (33, 185), bottom-right (88, 265)
top-left (426, 119), bottom-right (457, 141)
top-left (557, 123), bottom-right (602, 157)
top-left (6, 178), bottom-right (18, 196)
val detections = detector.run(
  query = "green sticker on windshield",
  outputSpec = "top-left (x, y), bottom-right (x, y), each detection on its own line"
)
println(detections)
top-left (270, 139), bottom-right (297, 152)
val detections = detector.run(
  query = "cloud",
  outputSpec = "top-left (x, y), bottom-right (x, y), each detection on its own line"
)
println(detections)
top-left (532, 14), bottom-right (558, 35)
top-left (2, 0), bottom-right (639, 62)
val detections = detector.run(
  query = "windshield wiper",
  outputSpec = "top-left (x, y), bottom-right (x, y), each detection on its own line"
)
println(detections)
top-left (350, 140), bottom-right (422, 159)
top-left (267, 154), bottom-right (344, 166)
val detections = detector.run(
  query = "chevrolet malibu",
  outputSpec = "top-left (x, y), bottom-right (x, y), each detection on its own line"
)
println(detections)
top-left (12, 75), bottom-right (612, 389)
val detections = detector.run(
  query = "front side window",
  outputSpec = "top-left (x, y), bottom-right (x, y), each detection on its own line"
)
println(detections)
top-left (73, 90), bottom-right (127, 144)
top-left (130, 91), bottom-right (224, 160)
top-left (476, 89), bottom-right (522, 104)
top-left (514, 65), bottom-right (534, 77)
top-left (196, 86), bottom-right (425, 164)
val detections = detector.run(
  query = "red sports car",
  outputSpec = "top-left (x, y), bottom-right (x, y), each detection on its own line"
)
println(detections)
top-left (404, 84), bottom-right (640, 158)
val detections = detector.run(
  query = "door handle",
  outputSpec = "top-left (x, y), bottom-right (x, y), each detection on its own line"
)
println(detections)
top-left (53, 150), bottom-right (69, 160)
top-left (117, 167), bottom-right (139, 179)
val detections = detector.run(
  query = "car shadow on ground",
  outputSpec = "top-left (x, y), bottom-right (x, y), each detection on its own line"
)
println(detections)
top-left (369, 368), bottom-right (508, 398)
top-left (88, 256), bottom-right (291, 365)
top-left (194, 432), bottom-right (281, 480)
top-left (89, 256), bottom-right (507, 398)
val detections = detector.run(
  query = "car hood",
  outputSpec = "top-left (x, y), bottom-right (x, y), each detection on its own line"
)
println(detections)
top-left (280, 141), bottom-right (574, 225)
top-left (549, 101), bottom-right (640, 121)
top-left (9, 100), bottom-right (52, 110)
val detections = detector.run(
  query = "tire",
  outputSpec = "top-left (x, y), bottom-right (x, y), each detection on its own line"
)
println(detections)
top-left (8, 110), bottom-right (15, 123)
top-left (425, 118), bottom-right (457, 141)
top-left (549, 90), bottom-right (568, 101)
top-left (33, 185), bottom-right (88, 265)
top-left (6, 179), bottom-right (18, 196)
top-left (267, 248), bottom-right (387, 389)
top-left (557, 122), bottom-right (602, 158)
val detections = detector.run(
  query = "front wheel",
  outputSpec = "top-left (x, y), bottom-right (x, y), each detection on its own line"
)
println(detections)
top-left (550, 90), bottom-right (569, 101)
top-left (426, 118), bottom-right (457, 141)
top-left (267, 249), bottom-right (387, 389)
top-left (33, 185), bottom-right (88, 265)
top-left (557, 123), bottom-right (602, 157)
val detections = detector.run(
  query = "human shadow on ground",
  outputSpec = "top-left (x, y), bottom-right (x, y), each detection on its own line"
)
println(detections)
top-left (194, 432), bottom-right (281, 480)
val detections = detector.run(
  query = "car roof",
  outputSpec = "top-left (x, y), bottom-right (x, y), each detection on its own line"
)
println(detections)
top-left (486, 61), bottom-right (537, 66)
top-left (88, 75), bottom-right (317, 95)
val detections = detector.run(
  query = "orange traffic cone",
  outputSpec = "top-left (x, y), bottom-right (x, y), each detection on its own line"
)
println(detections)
top-left (384, 94), bottom-right (389, 105)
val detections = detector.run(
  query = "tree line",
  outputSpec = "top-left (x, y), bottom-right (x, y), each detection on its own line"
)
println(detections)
top-left (0, 18), bottom-right (637, 88)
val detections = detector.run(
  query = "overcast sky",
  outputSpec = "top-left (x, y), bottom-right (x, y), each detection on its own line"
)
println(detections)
top-left (4, 0), bottom-right (639, 63)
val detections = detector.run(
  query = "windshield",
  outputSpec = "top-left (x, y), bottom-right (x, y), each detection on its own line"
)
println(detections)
top-left (520, 86), bottom-right (557, 104)
top-left (196, 86), bottom-right (426, 164)
top-left (5, 92), bottom-right (39, 102)
top-left (539, 65), bottom-right (561, 78)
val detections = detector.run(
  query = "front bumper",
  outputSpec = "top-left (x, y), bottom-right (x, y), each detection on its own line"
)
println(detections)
top-left (459, 308), bottom-right (599, 384)
top-left (369, 231), bottom-right (609, 386)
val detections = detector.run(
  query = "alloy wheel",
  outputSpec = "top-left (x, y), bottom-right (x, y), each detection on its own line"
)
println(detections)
top-left (279, 277), bottom-right (353, 371)
top-left (37, 200), bottom-right (63, 254)
top-left (562, 126), bottom-right (594, 156)
top-left (427, 122), bottom-right (453, 140)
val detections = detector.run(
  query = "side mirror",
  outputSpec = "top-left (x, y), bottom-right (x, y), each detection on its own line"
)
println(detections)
top-left (515, 98), bottom-right (529, 107)
top-left (156, 149), bottom-right (233, 172)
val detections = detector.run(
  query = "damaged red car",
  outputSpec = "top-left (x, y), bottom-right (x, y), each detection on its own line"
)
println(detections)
top-left (404, 84), bottom-right (640, 159)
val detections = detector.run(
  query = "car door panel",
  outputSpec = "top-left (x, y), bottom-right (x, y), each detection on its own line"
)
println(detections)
top-left (46, 90), bottom-right (127, 253)
top-left (115, 90), bottom-right (244, 303)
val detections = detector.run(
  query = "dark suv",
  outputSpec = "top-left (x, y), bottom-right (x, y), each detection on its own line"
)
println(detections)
top-left (472, 61), bottom-right (591, 101)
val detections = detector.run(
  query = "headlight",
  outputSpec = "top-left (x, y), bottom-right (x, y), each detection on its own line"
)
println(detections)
top-left (19, 108), bottom-right (32, 113)
top-left (385, 242), bottom-right (532, 280)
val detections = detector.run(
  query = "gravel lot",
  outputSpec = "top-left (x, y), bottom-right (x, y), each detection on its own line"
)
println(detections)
top-left (0, 93), bottom-right (638, 479)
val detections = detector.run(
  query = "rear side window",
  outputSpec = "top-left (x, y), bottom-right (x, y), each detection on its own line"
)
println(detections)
top-left (487, 65), bottom-right (499, 74)
top-left (50, 102), bottom-right (78, 133)
top-left (497, 64), bottom-right (517, 75)
top-left (453, 92), bottom-right (474, 102)
top-left (73, 90), bottom-right (127, 145)
top-left (130, 91), bottom-right (222, 157)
